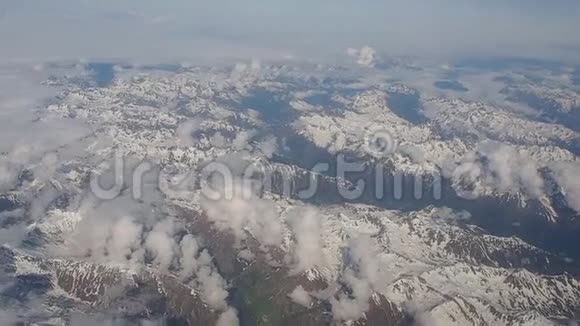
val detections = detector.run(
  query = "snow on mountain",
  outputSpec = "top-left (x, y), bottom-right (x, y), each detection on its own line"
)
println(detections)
top-left (423, 98), bottom-right (579, 150)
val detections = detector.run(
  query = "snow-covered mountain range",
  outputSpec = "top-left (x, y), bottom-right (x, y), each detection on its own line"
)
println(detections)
top-left (1, 59), bottom-right (580, 325)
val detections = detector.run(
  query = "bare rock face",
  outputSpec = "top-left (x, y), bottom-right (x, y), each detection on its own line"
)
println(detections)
top-left (1, 246), bottom-right (219, 325)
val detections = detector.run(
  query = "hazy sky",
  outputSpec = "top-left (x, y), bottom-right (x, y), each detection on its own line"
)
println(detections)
top-left (1, 0), bottom-right (579, 63)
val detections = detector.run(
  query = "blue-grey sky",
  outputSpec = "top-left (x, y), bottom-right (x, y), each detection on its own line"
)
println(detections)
top-left (1, 0), bottom-right (579, 63)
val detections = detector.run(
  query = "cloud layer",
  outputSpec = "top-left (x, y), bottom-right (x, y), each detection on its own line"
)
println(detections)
top-left (1, 0), bottom-right (579, 62)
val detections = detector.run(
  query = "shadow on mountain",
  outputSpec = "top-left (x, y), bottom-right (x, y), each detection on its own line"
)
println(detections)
top-left (240, 89), bottom-right (296, 125)
top-left (502, 88), bottom-right (580, 134)
top-left (434, 80), bottom-right (469, 92)
top-left (386, 91), bottom-right (428, 124)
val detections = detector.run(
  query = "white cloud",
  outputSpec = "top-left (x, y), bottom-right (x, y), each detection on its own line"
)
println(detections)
top-left (331, 235), bottom-right (385, 322)
top-left (288, 285), bottom-right (312, 307)
top-left (50, 194), bottom-right (235, 315)
top-left (237, 248), bottom-right (255, 262)
top-left (232, 130), bottom-right (257, 151)
top-left (50, 196), bottom-right (149, 268)
top-left (144, 218), bottom-right (178, 272)
top-left (178, 235), bottom-right (232, 312)
top-left (178, 234), bottom-right (202, 280)
top-left (286, 207), bottom-right (327, 273)
top-left (403, 302), bottom-right (445, 326)
top-left (448, 142), bottom-right (545, 200)
top-left (0, 144), bottom-right (67, 227)
top-left (551, 162), bottom-right (580, 214)
top-left (432, 207), bottom-right (471, 224)
top-left (347, 46), bottom-right (378, 68)
top-left (201, 180), bottom-right (284, 248)
top-left (216, 307), bottom-right (240, 326)
top-left (176, 119), bottom-right (203, 147)
top-left (0, 145), bottom-right (37, 192)
top-left (257, 136), bottom-right (278, 159)
top-left (195, 264), bottom-right (230, 310)
top-left (229, 60), bottom-right (263, 90)
top-left (210, 132), bottom-right (228, 148)
top-left (107, 216), bottom-right (144, 265)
